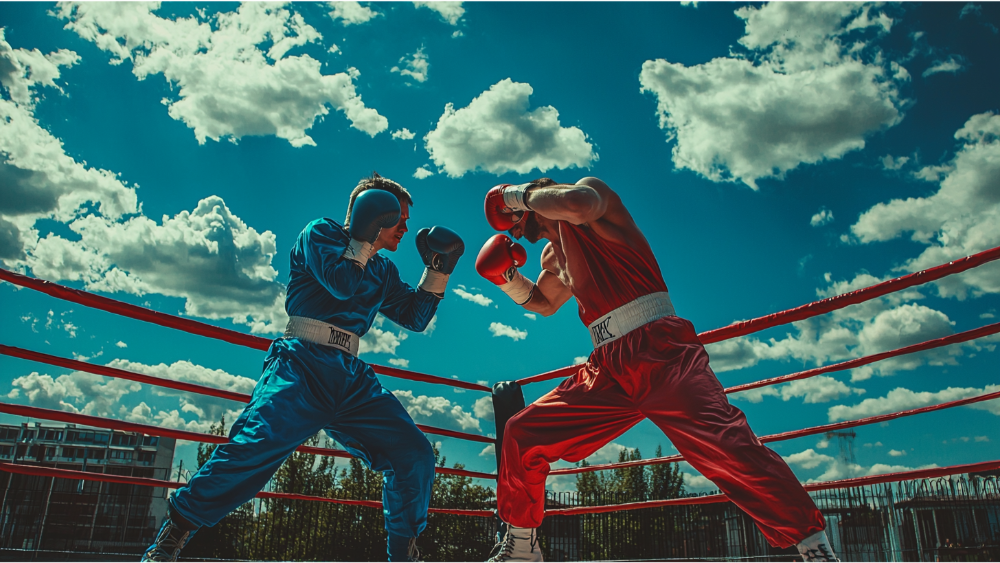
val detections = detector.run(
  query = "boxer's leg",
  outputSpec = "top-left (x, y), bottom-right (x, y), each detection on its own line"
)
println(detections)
top-left (497, 366), bottom-right (644, 529)
top-left (324, 367), bottom-right (435, 562)
top-left (637, 323), bottom-right (825, 548)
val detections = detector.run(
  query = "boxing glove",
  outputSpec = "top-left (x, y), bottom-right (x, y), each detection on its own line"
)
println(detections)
top-left (344, 189), bottom-right (401, 267)
top-left (484, 183), bottom-right (532, 231)
top-left (416, 226), bottom-right (465, 296)
top-left (476, 234), bottom-right (535, 305)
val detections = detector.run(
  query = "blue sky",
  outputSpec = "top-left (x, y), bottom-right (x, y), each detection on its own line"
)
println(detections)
top-left (1, 2), bottom-right (999, 494)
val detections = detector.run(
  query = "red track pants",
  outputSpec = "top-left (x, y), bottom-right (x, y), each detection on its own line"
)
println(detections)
top-left (497, 316), bottom-right (825, 548)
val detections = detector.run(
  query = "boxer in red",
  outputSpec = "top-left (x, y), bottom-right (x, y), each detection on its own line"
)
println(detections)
top-left (476, 178), bottom-right (837, 562)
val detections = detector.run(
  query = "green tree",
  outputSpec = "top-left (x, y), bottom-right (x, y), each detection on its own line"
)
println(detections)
top-left (195, 413), bottom-right (226, 469)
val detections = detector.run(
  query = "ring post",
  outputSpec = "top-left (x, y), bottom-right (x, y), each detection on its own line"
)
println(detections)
top-left (491, 381), bottom-right (525, 542)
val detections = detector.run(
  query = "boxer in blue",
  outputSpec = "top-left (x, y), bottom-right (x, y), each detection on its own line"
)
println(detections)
top-left (142, 173), bottom-right (465, 562)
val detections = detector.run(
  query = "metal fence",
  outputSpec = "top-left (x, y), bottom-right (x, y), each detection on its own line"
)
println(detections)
top-left (2, 470), bottom-right (998, 561)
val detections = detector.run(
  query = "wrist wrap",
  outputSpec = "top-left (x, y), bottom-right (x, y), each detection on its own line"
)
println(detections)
top-left (344, 238), bottom-right (375, 268)
top-left (500, 270), bottom-right (535, 305)
top-left (418, 268), bottom-right (449, 297)
top-left (502, 183), bottom-right (532, 212)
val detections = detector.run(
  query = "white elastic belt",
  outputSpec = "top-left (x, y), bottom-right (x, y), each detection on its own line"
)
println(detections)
top-left (284, 316), bottom-right (360, 356)
top-left (588, 292), bottom-right (676, 348)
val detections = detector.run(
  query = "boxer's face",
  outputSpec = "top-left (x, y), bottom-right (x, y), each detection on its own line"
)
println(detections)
top-left (376, 200), bottom-right (409, 252)
top-left (508, 211), bottom-right (544, 243)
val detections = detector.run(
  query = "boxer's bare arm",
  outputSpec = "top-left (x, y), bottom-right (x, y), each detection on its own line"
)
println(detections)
top-left (523, 243), bottom-right (573, 316)
top-left (527, 177), bottom-right (646, 250)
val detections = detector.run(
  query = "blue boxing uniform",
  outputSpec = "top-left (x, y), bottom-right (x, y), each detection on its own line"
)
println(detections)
top-left (170, 217), bottom-right (439, 556)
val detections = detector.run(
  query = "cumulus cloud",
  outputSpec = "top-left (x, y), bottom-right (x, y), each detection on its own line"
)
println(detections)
top-left (639, 3), bottom-right (905, 189)
top-left (56, 3), bottom-right (388, 146)
top-left (810, 207), bottom-right (835, 227)
top-left (115, 341), bottom-right (127, 348)
top-left (391, 47), bottom-right (429, 83)
top-left (413, 1), bottom-right (465, 26)
top-left (523, 313), bottom-right (536, 320)
top-left (706, 293), bottom-right (967, 381)
top-left (784, 447), bottom-right (937, 483)
top-left (473, 395), bottom-right (494, 419)
top-left (489, 322), bottom-right (527, 341)
top-left (922, 56), bottom-right (965, 78)
top-left (827, 384), bottom-right (1000, 422)
top-left (0, 32), bottom-right (138, 263)
top-left (26, 196), bottom-right (288, 334)
top-left (888, 449), bottom-right (907, 457)
top-left (732, 375), bottom-right (865, 404)
top-left (360, 314), bottom-right (409, 355)
top-left (392, 390), bottom-right (482, 432)
top-left (881, 154), bottom-right (910, 170)
top-left (849, 112), bottom-right (1000, 300)
top-left (327, 2), bottom-right (381, 26)
top-left (392, 128), bottom-right (416, 140)
top-left (452, 286), bottom-right (493, 306)
top-left (413, 167), bottom-right (434, 179)
top-left (573, 356), bottom-right (589, 364)
top-left (388, 358), bottom-right (410, 368)
top-left (8, 371), bottom-right (139, 417)
top-left (424, 79), bottom-right (597, 177)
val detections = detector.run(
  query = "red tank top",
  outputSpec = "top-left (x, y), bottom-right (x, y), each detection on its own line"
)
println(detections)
top-left (552, 221), bottom-right (668, 326)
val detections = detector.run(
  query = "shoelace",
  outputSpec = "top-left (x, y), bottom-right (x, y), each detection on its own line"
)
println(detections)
top-left (407, 537), bottom-right (421, 562)
top-left (144, 526), bottom-right (192, 561)
top-left (487, 533), bottom-right (516, 562)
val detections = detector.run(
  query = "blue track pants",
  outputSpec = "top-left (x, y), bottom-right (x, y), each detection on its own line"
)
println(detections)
top-left (170, 339), bottom-right (436, 542)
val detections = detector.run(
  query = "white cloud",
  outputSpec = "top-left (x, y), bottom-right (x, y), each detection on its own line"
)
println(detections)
top-left (489, 322), bottom-right (527, 341)
top-left (360, 314), bottom-right (409, 355)
top-left (639, 3), bottom-right (904, 189)
top-left (981, 312), bottom-right (996, 319)
top-left (975, 436), bottom-right (990, 442)
top-left (731, 375), bottom-right (865, 404)
top-left (573, 356), bottom-right (589, 365)
top-left (25, 196), bottom-right (288, 334)
top-left (424, 79), bottom-right (597, 177)
top-left (452, 287), bottom-right (493, 306)
top-left (828, 384), bottom-right (1000, 422)
top-left (523, 313), bottom-right (536, 320)
top-left (391, 47), bottom-right (429, 83)
top-left (392, 128), bottom-right (416, 140)
top-left (849, 112), bottom-right (1000, 300)
top-left (473, 395), bottom-right (494, 419)
top-left (388, 358), bottom-right (410, 368)
top-left (327, 2), bottom-right (381, 25)
top-left (922, 56), bottom-right (964, 78)
top-left (413, 166), bottom-right (434, 179)
top-left (582, 441), bottom-right (629, 464)
top-left (881, 154), bottom-right (910, 170)
top-left (706, 293), bottom-right (966, 381)
top-left (392, 389), bottom-right (482, 432)
top-left (682, 472), bottom-right (715, 491)
top-left (783, 447), bottom-right (936, 483)
top-left (810, 207), bottom-right (834, 227)
top-left (413, 1), bottom-right (465, 26)
top-left (115, 341), bottom-right (127, 348)
top-left (479, 443), bottom-right (495, 458)
top-left (8, 370), bottom-right (139, 417)
top-left (57, 3), bottom-right (388, 146)
top-left (0, 29), bottom-right (79, 108)
top-left (888, 449), bottom-right (907, 457)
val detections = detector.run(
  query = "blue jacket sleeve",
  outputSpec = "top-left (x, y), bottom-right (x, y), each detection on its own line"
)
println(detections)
top-left (302, 221), bottom-right (366, 300)
top-left (379, 263), bottom-right (440, 332)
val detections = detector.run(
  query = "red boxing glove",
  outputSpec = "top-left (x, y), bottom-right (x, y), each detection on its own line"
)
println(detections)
top-left (484, 183), bottom-right (531, 231)
top-left (476, 234), bottom-right (534, 305)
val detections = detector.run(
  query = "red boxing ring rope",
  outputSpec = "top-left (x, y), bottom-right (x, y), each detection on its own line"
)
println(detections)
top-left (516, 245), bottom-right (1000, 386)
top-left (549, 388), bottom-right (1000, 476)
top-left (0, 344), bottom-right (494, 446)
top-left (0, 401), bottom-right (496, 480)
top-left (725, 322), bottom-right (1000, 394)
top-left (4, 459), bottom-right (996, 518)
top-left (544, 459), bottom-right (1000, 516)
top-left (0, 268), bottom-right (490, 393)
top-left (0, 463), bottom-right (494, 517)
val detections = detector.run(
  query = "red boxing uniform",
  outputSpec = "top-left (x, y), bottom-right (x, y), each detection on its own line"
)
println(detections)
top-left (497, 221), bottom-right (825, 548)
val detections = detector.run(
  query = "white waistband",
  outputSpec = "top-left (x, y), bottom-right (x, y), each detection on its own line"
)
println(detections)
top-left (283, 316), bottom-right (360, 356)
top-left (588, 292), bottom-right (676, 348)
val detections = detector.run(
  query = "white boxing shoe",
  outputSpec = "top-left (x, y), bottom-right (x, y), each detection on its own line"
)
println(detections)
top-left (486, 526), bottom-right (543, 562)
top-left (796, 530), bottom-right (839, 562)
